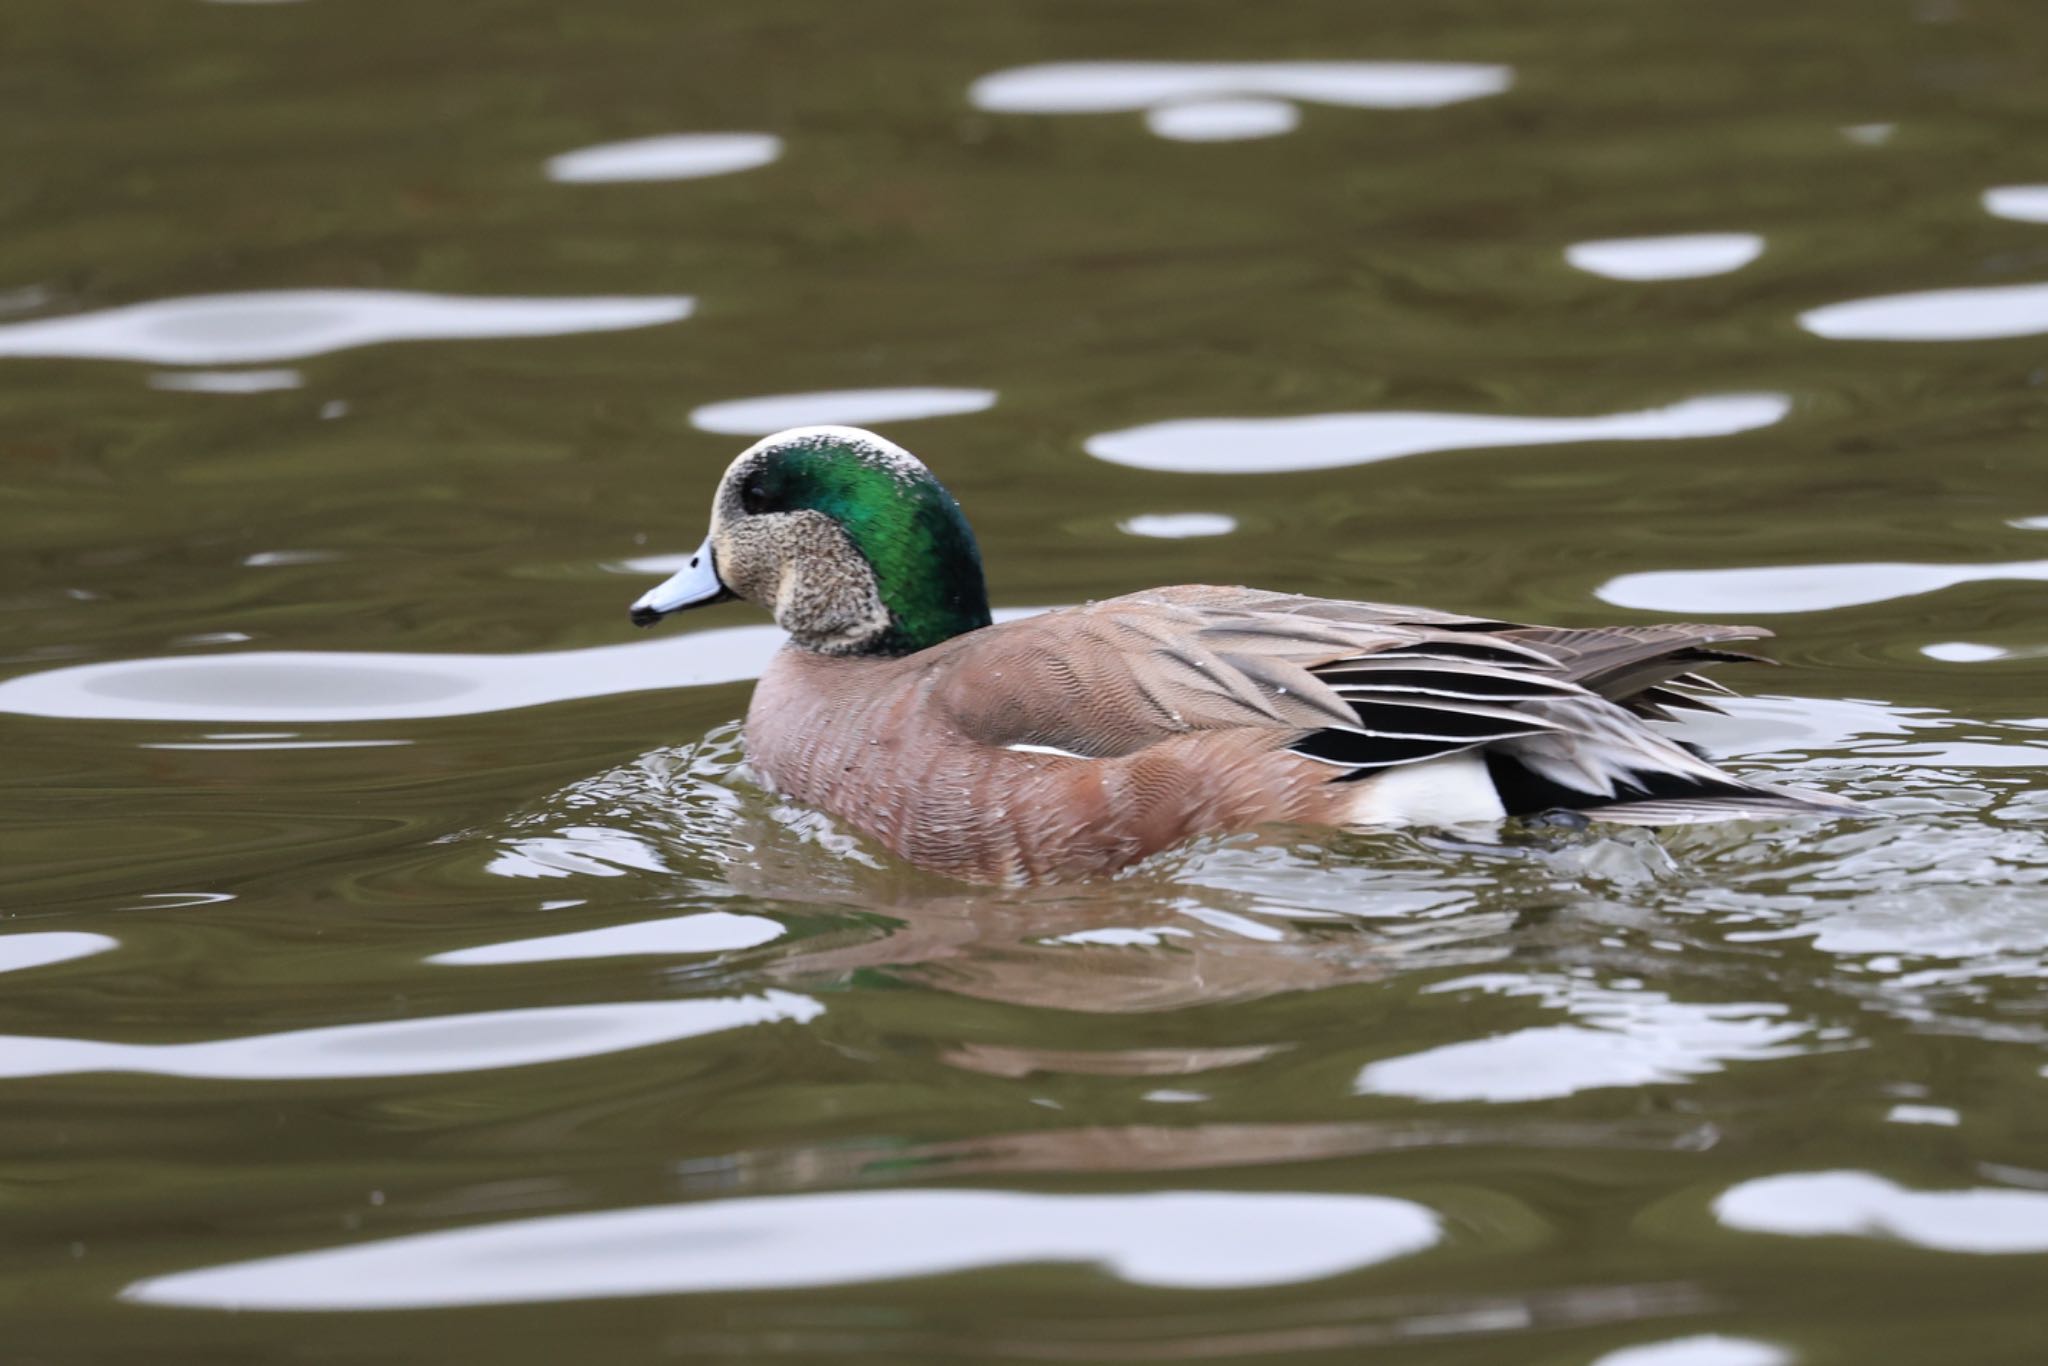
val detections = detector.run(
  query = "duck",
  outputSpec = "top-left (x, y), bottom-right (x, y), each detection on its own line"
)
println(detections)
top-left (628, 425), bottom-right (1855, 884)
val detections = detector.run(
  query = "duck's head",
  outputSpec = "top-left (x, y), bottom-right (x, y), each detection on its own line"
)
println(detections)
top-left (629, 425), bottom-right (993, 657)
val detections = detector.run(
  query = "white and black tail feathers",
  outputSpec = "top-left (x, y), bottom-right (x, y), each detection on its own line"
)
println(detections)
top-left (1287, 624), bottom-right (1856, 826)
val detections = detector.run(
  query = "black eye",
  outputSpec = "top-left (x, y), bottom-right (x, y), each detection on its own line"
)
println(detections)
top-left (739, 479), bottom-right (771, 514)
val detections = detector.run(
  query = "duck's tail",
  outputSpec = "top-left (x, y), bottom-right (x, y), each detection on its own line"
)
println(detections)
top-left (1480, 711), bottom-right (1860, 827)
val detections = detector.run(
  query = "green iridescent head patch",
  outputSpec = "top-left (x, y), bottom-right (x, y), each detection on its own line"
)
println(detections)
top-left (735, 427), bottom-right (992, 655)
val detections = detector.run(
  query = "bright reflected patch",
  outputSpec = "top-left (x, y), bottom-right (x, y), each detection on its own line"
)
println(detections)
top-left (1886, 1104), bottom-right (1960, 1127)
top-left (1355, 975), bottom-right (1808, 1103)
top-left (486, 828), bottom-right (676, 880)
top-left (1983, 185), bottom-right (2048, 223)
top-left (971, 61), bottom-right (1511, 114)
top-left (1118, 512), bottom-right (1237, 538)
top-left (0, 632), bottom-right (781, 723)
top-left (1923, 642), bottom-right (2008, 662)
top-left (432, 912), bottom-right (784, 965)
top-left (546, 132), bottom-right (782, 183)
top-left (0, 609), bottom-right (1048, 724)
top-left (1564, 233), bottom-right (1764, 281)
top-left (0, 932), bottom-right (116, 976)
top-left (1590, 1336), bottom-right (1792, 1366)
top-left (1146, 98), bottom-right (1300, 141)
top-left (0, 991), bottom-right (820, 1081)
top-left (122, 1188), bottom-right (1440, 1309)
top-left (1714, 1171), bottom-right (2048, 1253)
top-left (0, 290), bottom-right (692, 365)
top-left (148, 368), bottom-right (303, 393)
top-left (1086, 394), bottom-right (1789, 473)
top-left (1597, 559), bottom-right (2048, 614)
top-left (1801, 281), bottom-right (2048, 341)
top-left (689, 387), bottom-right (995, 436)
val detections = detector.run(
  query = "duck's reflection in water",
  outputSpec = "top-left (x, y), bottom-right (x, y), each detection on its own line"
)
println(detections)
top-left (477, 726), bottom-right (1591, 1019)
top-left (467, 737), bottom-right (1719, 1200)
top-left (726, 1112), bottom-right (1715, 1196)
top-left (710, 790), bottom-right (1534, 1017)
top-left (755, 874), bottom-right (1428, 1016)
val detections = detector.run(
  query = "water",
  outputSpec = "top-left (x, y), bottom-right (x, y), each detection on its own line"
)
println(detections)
top-left (5, 0), bottom-right (2048, 1360)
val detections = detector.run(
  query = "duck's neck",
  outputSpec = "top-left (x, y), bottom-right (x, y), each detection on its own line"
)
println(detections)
top-left (830, 485), bottom-right (993, 658)
top-left (858, 536), bottom-right (992, 657)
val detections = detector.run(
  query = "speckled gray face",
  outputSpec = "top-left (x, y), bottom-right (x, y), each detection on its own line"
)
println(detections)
top-left (708, 505), bottom-right (893, 654)
top-left (630, 426), bottom-right (923, 655)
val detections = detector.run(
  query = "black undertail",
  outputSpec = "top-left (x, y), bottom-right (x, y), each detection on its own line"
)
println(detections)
top-left (1482, 749), bottom-right (1755, 817)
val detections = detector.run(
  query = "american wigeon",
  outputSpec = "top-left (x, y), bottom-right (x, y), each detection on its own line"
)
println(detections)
top-left (630, 426), bottom-right (1854, 884)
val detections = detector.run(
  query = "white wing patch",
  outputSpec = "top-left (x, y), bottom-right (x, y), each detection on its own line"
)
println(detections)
top-left (1004, 742), bottom-right (1095, 759)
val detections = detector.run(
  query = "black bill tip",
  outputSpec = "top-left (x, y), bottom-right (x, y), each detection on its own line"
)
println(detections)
top-left (629, 605), bottom-right (666, 628)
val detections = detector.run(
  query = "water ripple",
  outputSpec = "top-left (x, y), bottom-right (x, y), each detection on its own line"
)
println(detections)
top-left (1564, 233), bottom-right (1765, 281)
top-left (1590, 1338), bottom-right (1791, 1366)
top-left (1984, 185), bottom-right (2048, 224)
top-left (0, 990), bottom-right (819, 1081)
top-left (1146, 98), bottom-right (1299, 141)
top-left (1714, 1171), bottom-right (2048, 1254)
top-left (431, 911), bottom-right (784, 965)
top-left (1355, 973), bottom-right (1811, 1103)
top-left (122, 1188), bottom-right (1442, 1309)
top-left (546, 132), bottom-right (781, 183)
top-left (689, 386), bottom-right (996, 436)
top-left (0, 290), bottom-right (692, 365)
top-left (1802, 281), bottom-right (2048, 341)
top-left (1118, 512), bottom-right (1237, 538)
top-left (0, 610), bottom-right (1047, 723)
top-left (1598, 559), bottom-right (2048, 613)
top-left (1086, 394), bottom-right (1790, 473)
top-left (971, 61), bottom-right (1512, 115)
top-left (0, 931), bottom-right (115, 976)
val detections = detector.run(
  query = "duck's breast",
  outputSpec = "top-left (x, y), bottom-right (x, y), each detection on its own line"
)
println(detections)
top-left (744, 648), bottom-right (1350, 882)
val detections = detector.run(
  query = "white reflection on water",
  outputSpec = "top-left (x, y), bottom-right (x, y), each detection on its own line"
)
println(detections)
top-left (690, 386), bottom-right (995, 436)
top-left (0, 991), bottom-right (819, 1080)
top-left (1119, 512), bottom-right (1237, 538)
top-left (546, 132), bottom-right (781, 183)
top-left (1590, 1336), bottom-right (1791, 1366)
top-left (1983, 185), bottom-right (2048, 223)
top-left (148, 368), bottom-right (303, 393)
top-left (972, 61), bottom-right (1510, 114)
top-left (0, 609), bottom-right (1044, 724)
top-left (487, 827), bottom-right (678, 879)
top-left (1598, 559), bottom-right (2048, 614)
top-left (1086, 394), bottom-right (1789, 473)
top-left (1886, 1104), bottom-right (1960, 1127)
top-left (431, 911), bottom-right (783, 965)
top-left (1714, 1171), bottom-right (2048, 1253)
top-left (0, 290), bottom-right (692, 365)
top-left (0, 932), bottom-right (115, 976)
top-left (1801, 281), bottom-right (2048, 341)
top-left (122, 1188), bottom-right (1441, 1310)
top-left (1146, 98), bottom-right (1299, 141)
top-left (1735, 880), bottom-right (2048, 960)
top-left (0, 631), bottom-right (782, 723)
top-left (1923, 642), bottom-right (2009, 662)
top-left (1688, 693), bottom-right (2048, 774)
top-left (1355, 974), bottom-right (1808, 1103)
top-left (143, 738), bottom-right (410, 751)
top-left (1564, 233), bottom-right (1764, 281)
